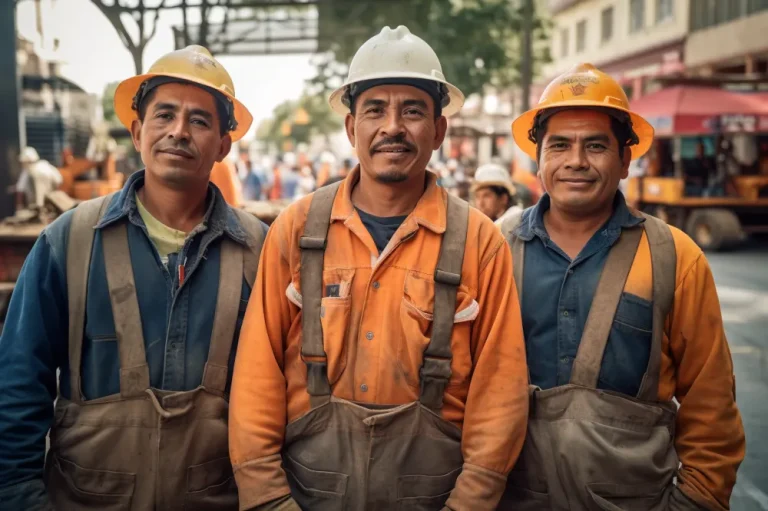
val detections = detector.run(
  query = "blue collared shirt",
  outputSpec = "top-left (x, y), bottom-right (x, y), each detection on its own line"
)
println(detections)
top-left (0, 170), bottom-right (267, 505)
top-left (515, 192), bottom-right (655, 394)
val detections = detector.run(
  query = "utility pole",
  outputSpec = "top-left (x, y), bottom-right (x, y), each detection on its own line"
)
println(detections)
top-left (520, 0), bottom-right (534, 112)
top-left (0, 0), bottom-right (23, 219)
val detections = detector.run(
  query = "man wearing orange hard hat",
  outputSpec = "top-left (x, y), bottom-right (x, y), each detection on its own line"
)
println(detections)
top-left (0, 45), bottom-right (266, 510)
top-left (499, 63), bottom-right (744, 511)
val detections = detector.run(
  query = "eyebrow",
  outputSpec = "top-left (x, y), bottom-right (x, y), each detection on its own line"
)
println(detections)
top-left (403, 99), bottom-right (429, 109)
top-left (361, 99), bottom-right (387, 109)
top-left (546, 133), bottom-right (611, 144)
top-left (153, 102), bottom-right (214, 121)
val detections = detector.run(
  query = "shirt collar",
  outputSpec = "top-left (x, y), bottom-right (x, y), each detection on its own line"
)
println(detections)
top-left (96, 169), bottom-right (249, 246)
top-left (516, 190), bottom-right (643, 242)
top-left (331, 165), bottom-right (448, 234)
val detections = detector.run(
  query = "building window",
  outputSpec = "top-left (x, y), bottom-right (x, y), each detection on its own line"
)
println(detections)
top-left (560, 27), bottom-right (569, 57)
top-left (601, 7), bottom-right (614, 42)
top-left (747, 0), bottom-right (768, 14)
top-left (630, 0), bottom-right (646, 33)
top-left (690, 0), bottom-right (765, 31)
top-left (656, 0), bottom-right (674, 22)
top-left (576, 20), bottom-right (587, 52)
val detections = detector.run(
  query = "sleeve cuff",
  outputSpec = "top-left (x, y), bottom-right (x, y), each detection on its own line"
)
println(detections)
top-left (233, 453), bottom-right (291, 510)
top-left (444, 462), bottom-right (508, 511)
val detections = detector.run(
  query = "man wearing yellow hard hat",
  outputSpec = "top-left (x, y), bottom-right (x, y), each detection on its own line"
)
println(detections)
top-left (0, 45), bottom-right (266, 510)
top-left (498, 63), bottom-right (745, 510)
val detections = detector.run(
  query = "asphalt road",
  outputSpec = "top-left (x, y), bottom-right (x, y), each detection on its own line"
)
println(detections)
top-left (708, 237), bottom-right (768, 510)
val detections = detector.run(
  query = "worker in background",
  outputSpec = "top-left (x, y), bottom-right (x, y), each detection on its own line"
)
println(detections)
top-left (229, 25), bottom-right (529, 511)
top-left (500, 63), bottom-right (745, 511)
top-left (471, 162), bottom-right (523, 226)
top-left (210, 157), bottom-right (244, 207)
top-left (0, 45), bottom-right (267, 510)
top-left (14, 146), bottom-right (63, 210)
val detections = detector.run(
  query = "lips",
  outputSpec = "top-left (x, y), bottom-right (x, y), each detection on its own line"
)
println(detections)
top-left (374, 145), bottom-right (412, 154)
top-left (160, 148), bottom-right (194, 159)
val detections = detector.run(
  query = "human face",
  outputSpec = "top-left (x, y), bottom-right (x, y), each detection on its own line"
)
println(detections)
top-left (345, 84), bottom-right (447, 184)
top-left (474, 187), bottom-right (509, 221)
top-left (538, 110), bottom-right (629, 216)
top-left (131, 82), bottom-right (232, 190)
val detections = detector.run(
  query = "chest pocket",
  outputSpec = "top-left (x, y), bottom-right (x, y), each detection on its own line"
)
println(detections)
top-left (288, 268), bottom-right (355, 386)
top-left (598, 292), bottom-right (653, 396)
top-left (399, 271), bottom-right (479, 389)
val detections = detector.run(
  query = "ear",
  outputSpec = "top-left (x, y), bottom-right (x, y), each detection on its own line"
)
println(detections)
top-left (130, 119), bottom-right (142, 152)
top-left (433, 116), bottom-right (448, 150)
top-left (344, 113), bottom-right (356, 148)
top-left (620, 147), bottom-right (631, 179)
top-left (215, 134), bottom-right (233, 162)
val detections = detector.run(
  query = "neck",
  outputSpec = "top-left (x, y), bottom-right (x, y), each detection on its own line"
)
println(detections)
top-left (138, 172), bottom-right (209, 233)
top-left (544, 200), bottom-right (614, 239)
top-left (352, 168), bottom-right (426, 217)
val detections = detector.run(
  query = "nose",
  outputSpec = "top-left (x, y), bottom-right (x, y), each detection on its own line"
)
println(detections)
top-left (380, 108), bottom-right (406, 139)
top-left (167, 116), bottom-right (191, 142)
top-left (564, 144), bottom-right (589, 172)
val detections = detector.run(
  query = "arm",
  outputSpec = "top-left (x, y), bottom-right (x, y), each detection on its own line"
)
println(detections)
top-left (668, 253), bottom-right (745, 511)
top-left (445, 239), bottom-right (529, 511)
top-left (229, 217), bottom-right (299, 510)
top-left (0, 231), bottom-right (68, 511)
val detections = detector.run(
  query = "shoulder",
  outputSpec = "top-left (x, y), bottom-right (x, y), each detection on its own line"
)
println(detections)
top-left (465, 201), bottom-right (508, 273)
top-left (667, 223), bottom-right (708, 286)
top-left (40, 209), bottom-right (76, 266)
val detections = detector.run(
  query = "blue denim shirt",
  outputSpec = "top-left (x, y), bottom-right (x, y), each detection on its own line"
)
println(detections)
top-left (516, 192), bottom-right (655, 395)
top-left (0, 170), bottom-right (267, 507)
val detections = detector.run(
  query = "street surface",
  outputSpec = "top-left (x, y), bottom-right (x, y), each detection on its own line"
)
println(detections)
top-left (711, 237), bottom-right (768, 510)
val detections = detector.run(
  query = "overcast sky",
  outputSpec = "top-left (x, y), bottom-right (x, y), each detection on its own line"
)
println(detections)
top-left (16, 0), bottom-right (318, 138)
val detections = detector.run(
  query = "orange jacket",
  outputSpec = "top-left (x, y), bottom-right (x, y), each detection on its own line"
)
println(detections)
top-left (230, 169), bottom-right (529, 510)
top-left (209, 160), bottom-right (242, 207)
top-left (618, 227), bottom-right (745, 510)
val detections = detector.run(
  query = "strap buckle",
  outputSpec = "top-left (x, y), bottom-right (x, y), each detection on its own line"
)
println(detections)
top-left (299, 236), bottom-right (327, 250)
top-left (418, 355), bottom-right (452, 410)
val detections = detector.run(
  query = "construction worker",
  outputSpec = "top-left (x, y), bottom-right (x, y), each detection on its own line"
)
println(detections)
top-left (0, 45), bottom-right (266, 510)
top-left (471, 162), bottom-right (523, 226)
top-left (14, 146), bottom-right (63, 210)
top-left (229, 25), bottom-right (529, 511)
top-left (500, 63), bottom-right (745, 510)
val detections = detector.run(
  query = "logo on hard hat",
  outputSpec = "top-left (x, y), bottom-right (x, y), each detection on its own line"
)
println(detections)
top-left (560, 76), bottom-right (599, 85)
top-left (569, 84), bottom-right (587, 96)
top-left (192, 53), bottom-right (217, 70)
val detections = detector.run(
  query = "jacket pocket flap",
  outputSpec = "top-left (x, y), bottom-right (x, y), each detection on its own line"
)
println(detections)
top-left (55, 455), bottom-right (135, 496)
top-left (397, 467), bottom-right (461, 499)
top-left (187, 456), bottom-right (234, 493)
top-left (283, 453), bottom-right (348, 495)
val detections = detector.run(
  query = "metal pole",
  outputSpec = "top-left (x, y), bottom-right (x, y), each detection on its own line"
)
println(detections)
top-left (0, 0), bottom-right (23, 219)
top-left (520, 0), bottom-right (534, 112)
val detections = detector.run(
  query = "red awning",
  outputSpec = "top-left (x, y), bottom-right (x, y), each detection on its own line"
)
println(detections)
top-left (630, 85), bottom-right (768, 136)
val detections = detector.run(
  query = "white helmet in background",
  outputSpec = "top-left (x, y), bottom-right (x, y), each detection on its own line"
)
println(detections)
top-left (471, 163), bottom-right (516, 198)
top-left (282, 152), bottom-right (297, 167)
top-left (329, 25), bottom-right (465, 117)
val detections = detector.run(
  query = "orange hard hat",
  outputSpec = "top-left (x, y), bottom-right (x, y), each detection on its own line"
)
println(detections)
top-left (114, 45), bottom-right (253, 142)
top-left (512, 63), bottom-right (654, 161)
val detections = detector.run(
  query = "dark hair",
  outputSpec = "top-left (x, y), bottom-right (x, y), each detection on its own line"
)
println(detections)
top-left (528, 107), bottom-right (639, 162)
top-left (136, 86), bottom-right (231, 137)
top-left (485, 185), bottom-right (511, 208)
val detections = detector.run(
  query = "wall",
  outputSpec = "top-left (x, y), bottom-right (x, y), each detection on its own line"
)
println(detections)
top-left (544, 0), bottom-right (690, 79)
top-left (685, 10), bottom-right (768, 69)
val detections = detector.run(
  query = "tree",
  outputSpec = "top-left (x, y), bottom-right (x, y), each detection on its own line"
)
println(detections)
top-left (90, 0), bottom-right (168, 74)
top-left (310, 0), bottom-right (530, 98)
top-left (257, 94), bottom-right (343, 151)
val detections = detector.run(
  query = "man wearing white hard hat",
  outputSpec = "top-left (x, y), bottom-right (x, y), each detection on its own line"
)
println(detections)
top-left (0, 45), bottom-right (266, 510)
top-left (230, 25), bottom-right (529, 511)
top-left (14, 146), bottom-right (63, 210)
top-left (471, 162), bottom-right (523, 226)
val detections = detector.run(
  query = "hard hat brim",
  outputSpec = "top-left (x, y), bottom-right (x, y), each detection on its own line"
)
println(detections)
top-left (329, 72), bottom-right (465, 117)
top-left (471, 180), bottom-right (517, 197)
top-left (114, 73), bottom-right (254, 142)
top-left (512, 101), bottom-right (654, 161)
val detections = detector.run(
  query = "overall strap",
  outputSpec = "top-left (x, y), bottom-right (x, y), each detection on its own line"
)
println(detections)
top-left (569, 226), bottom-right (643, 389)
top-left (232, 208), bottom-right (266, 289)
top-left (66, 193), bottom-right (116, 404)
top-left (419, 194), bottom-right (469, 411)
top-left (299, 181), bottom-right (342, 408)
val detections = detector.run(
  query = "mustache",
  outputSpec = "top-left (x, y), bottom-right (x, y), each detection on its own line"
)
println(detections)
top-left (156, 142), bottom-right (195, 158)
top-left (370, 136), bottom-right (416, 155)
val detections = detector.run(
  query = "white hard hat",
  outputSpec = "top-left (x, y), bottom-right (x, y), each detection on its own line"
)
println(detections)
top-left (329, 25), bottom-right (465, 117)
top-left (283, 152), bottom-right (297, 166)
top-left (320, 151), bottom-right (337, 165)
top-left (472, 163), bottom-right (516, 197)
top-left (19, 147), bottom-right (40, 164)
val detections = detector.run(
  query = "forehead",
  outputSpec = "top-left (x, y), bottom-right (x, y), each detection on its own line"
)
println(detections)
top-left (147, 82), bottom-right (218, 111)
top-left (544, 109), bottom-right (613, 136)
top-left (356, 84), bottom-right (433, 107)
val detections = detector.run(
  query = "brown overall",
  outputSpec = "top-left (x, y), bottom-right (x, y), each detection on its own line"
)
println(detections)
top-left (43, 194), bottom-right (264, 510)
top-left (498, 211), bottom-right (703, 511)
top-left (280, 182), bottom-right (470, 511)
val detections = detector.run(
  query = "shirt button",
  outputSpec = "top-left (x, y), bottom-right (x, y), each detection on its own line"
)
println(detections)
top-left (372, 281), bottom-right (380, 289)
top-left (568, 269), bottom-right (574, 275)
top-left (360, 384), bottom-right (368, 392)
top-left (563, 311), bottom-right (569, 317)
top-left (366, 331), bottom-right (374, 340)
top-left (560, 357), bottom-right (569, 364)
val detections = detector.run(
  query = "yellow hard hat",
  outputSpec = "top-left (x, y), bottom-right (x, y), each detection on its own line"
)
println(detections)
top-left (114, 45), bottom-right (253, 141)
top-left (512, 63), bottom-right (654, 161)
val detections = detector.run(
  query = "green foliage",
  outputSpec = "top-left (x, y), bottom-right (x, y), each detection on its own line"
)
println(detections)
top-left (256, 94), bottom-right (343, 150)
top-left (310, 0), bottom-right (549, 98)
